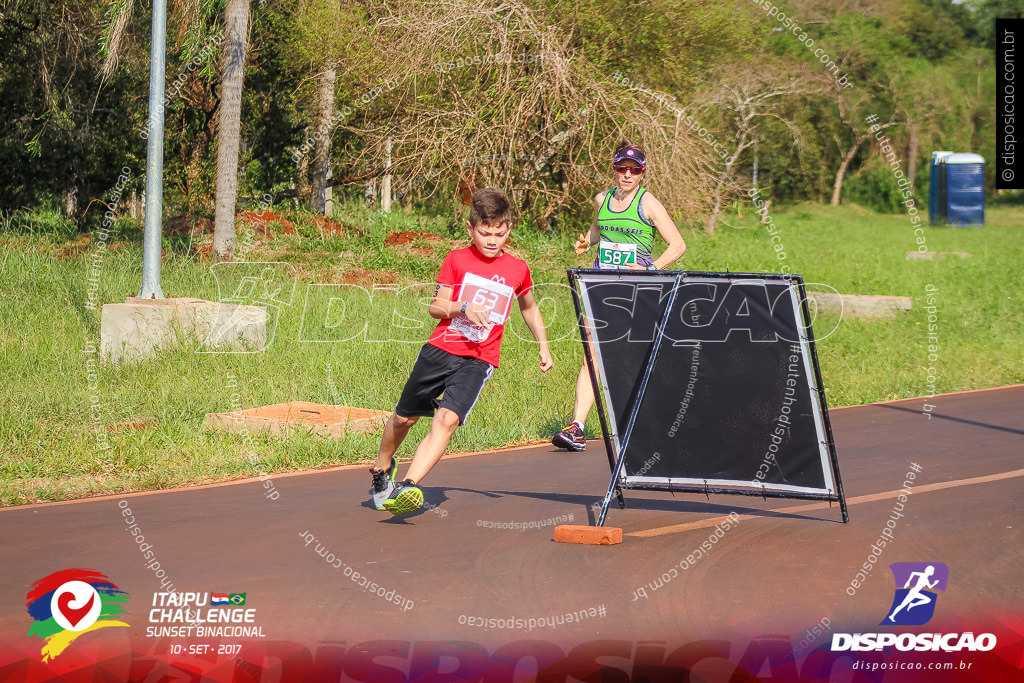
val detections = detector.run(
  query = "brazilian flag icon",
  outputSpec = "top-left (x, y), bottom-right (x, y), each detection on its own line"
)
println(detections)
top-left (228, 593), bottom-right (246, 606)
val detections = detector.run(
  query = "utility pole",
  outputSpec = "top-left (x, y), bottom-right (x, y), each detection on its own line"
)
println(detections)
top-left (139, 0), bottom-right (167, 298)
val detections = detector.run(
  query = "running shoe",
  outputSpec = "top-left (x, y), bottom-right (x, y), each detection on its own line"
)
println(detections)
top-left (552, 422), bottom-right (587, 451)
top-left (370, 459), bottom-right (397, 510)
top-left (382, 479), bottom-right (424, 516)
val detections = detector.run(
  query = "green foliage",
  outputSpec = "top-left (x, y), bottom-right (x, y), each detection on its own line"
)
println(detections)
top-left (543, 0), bottom-right (759, 93)
top-left (2, 201), bottom-right (79, 239)
top-left (892, 0), bottom-right (969, 60)
top-left (844, 157), bottom-right (922, 213)
top-left (0, 0), bottom-right (146, 220)
top-left (968, 0), bottom-right (1022, 48)
top-left (0, 0), bottom-right (1006, 230)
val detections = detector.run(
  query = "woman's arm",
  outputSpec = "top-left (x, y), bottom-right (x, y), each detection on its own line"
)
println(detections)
top-left (642, 193), bottom-right (686, 269)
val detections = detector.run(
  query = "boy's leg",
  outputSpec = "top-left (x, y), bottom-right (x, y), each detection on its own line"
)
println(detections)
top-left (382, 408), bottom-right (459, 515)
top-left (371, 345), bottom-right (444, 510)
top-left (403, 407), bottom-right (461, 484)
top-left (381, 350), bottom-right (491, 514)
top-left (370, 413), bottom-right (418, 510)
top-left (376, 345), bottom-right (449, 472)
top-left (399, 353), bottom-right (491, 484)
top-left (374, 412), bottom-right (419, 470)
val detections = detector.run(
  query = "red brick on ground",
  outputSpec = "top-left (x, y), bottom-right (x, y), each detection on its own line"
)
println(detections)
top-left (554, 524), bottom-right (623, 545)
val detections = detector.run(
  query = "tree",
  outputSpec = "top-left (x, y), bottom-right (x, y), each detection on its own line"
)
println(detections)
top-left (0, 0), bottom-right (146, 219)
top-left (695, 59), bottom-right (825, 231)
top-left (212, 0), bottom-right (250, 260)
top-left (829, 85), bottom-right (898, 206)
top-left (319, 0), bottom-right (758, 227)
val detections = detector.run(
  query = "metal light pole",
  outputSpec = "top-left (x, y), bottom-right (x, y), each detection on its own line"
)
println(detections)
top-left (139, 0), bottom-right (167, 299)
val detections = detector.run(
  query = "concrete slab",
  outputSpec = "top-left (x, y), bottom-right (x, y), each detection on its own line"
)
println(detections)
top-left (100, 297), bottom-right (266, 363)
top-left (205, 401), bottom-right (391, 438)
top-left (807, 291), bottom-right (913, 319)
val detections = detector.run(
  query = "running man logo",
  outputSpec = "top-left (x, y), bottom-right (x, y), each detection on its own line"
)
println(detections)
top-left (882, 562), bottom-right (949, 626)
top-left (25, 569), bottom-right (130, 662)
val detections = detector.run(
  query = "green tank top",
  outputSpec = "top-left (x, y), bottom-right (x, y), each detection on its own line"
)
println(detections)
top-left (597, 187), bottom-right (656, 258)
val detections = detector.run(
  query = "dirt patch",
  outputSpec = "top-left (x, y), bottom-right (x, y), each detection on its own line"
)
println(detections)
top-left (239, 211), bottom-right (295, 235)
top-left (166, 215), bottom-right (213, 237)
top-left (338, 268), bottom-right (399, 286)
top-left (311, 216), bottom-right (363, 237)
top-left (92, 421), bottom-right (157, 433)
top-left (407, 246), bottom-right (436, 258)
top-left (50, 234), bottom-right (134, 260)
top-left (385, 231), bottom-right (443, 246)
top-left (53, 234), bottom-right (92, 259)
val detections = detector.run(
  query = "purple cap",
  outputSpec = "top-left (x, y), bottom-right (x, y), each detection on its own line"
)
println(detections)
top-left (613, 147), bottom-right (647, 167)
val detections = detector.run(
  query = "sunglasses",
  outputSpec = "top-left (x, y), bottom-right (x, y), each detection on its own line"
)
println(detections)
top-left (613, 164), bottom-right (645, 175)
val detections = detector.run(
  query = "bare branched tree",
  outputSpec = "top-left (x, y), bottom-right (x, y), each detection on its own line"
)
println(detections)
top-left (830, 82), bottom-right (896, 206)
top-left (326, 0), bottom-right (716, 228)
top-left (695, 60), bottom-right (827, 232)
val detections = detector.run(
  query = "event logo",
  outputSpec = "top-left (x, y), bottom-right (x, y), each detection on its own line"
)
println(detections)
top-left (832, 560), bottom-right (996, 653)
top-left (882, 562), bottom-right (949, 626)
top-left (25, 569), bottom-right (130, 662)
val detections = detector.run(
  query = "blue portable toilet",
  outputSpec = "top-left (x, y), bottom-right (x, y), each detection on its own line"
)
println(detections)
top-left (929, 152), bottom-right (985, 227)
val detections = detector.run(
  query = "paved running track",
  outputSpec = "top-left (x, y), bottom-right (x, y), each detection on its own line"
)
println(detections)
top-left (1, 386), bottom-right (1022, 682)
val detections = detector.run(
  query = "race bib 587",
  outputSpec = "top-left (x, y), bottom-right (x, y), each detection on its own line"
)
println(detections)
top-left (598, 241), bottom-right (637, 268)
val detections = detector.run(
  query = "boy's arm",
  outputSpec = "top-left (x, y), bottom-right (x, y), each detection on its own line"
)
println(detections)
top-left (429, 283), bottom-right (492, 326)
top-left (517, 291), bottom-right (554, 372)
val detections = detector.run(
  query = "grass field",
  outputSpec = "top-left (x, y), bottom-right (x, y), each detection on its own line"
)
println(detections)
top-left (1, 200), bottom-right (1021, 506)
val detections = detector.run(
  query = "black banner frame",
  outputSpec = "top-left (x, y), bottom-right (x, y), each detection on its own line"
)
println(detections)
top-left (567, 269), bottom-right (848, 526)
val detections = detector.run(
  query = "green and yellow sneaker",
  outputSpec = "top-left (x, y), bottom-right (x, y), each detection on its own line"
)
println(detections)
top-left (382, 479), bottom-right (423, 516)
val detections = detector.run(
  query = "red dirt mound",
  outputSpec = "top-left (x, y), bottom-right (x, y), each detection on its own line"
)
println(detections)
top-left (339, 269), bottom-right (399, 286)
top-left (165, 215), bottom-right (213, 237)
top-left (239, 211), bottom-right (295, 235)
top-left (311, 216), bottom-right (363, 236)
top-left (384, 231), bottom-right (443, 246)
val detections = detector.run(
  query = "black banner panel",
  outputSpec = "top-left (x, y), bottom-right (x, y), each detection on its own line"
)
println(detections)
top-left (570, 270), bottom-right (845, 512)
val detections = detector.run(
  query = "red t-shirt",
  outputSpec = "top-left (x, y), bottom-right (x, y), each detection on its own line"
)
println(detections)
top-left (427, 245), bottom-right (533, 367)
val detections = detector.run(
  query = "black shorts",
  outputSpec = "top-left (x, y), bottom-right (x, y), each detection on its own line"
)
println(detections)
top-left (394, 344), bottom-right (494, 425)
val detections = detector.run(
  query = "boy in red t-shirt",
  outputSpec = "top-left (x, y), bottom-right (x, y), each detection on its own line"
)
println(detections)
top-left (370, 188), bottom-right (554, 515)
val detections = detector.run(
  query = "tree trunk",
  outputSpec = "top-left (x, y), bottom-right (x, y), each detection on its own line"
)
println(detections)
top-left (381, 138), bottom-right (392, 213)
top-left (186, 91), bottom-right (218, 211)
top-left (907, 122), bottom-right (918, 196)
top-left (311, 65), bottom-right (336, 215)
top-left (130, 192), bottom-right (144, 220)
top-left (65, 185), bottom-right (78, 218)
top-left (324, 168), bottom-right (333, 216)
top-left (212, 0), bottom-right (250, 261)
top-left (831, 140), bottom-right (862, 206)
top-left (365, 177), bottom-right (378, 208)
